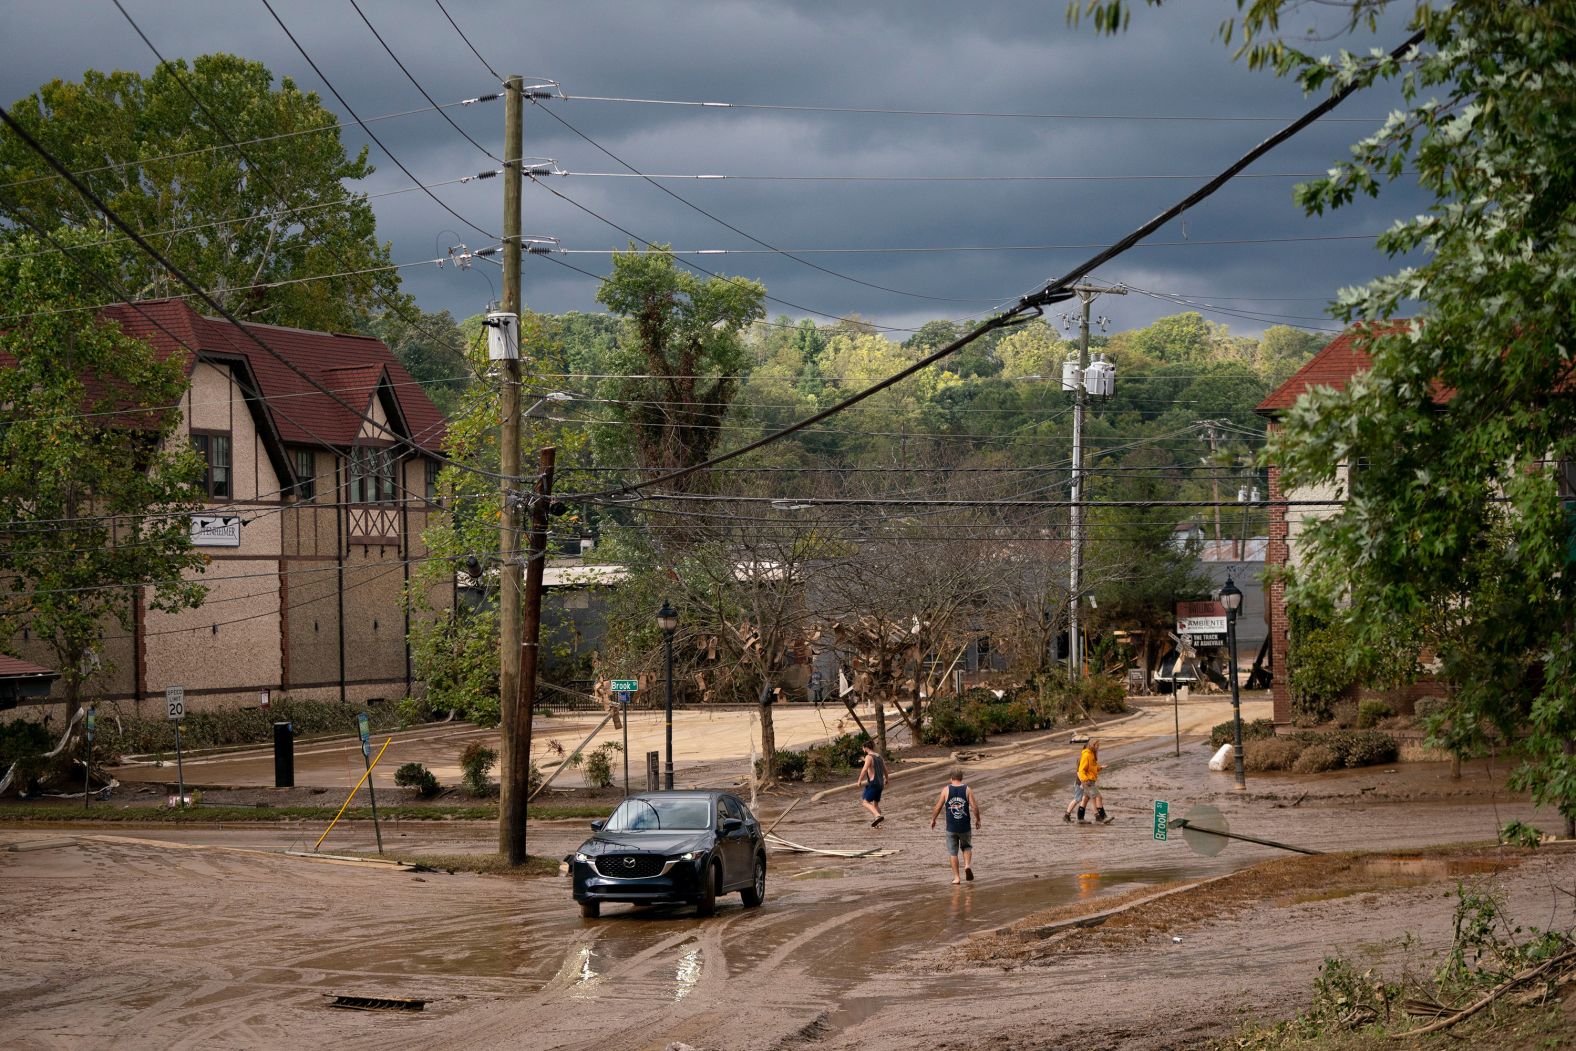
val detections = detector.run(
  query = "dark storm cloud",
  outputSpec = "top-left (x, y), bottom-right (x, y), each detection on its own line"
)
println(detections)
top-left (3, 0), bottom-right (1428, 336)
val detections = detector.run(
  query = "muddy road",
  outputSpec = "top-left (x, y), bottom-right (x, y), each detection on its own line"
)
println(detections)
top-left (4, 697), bottom-right (1569, 1051)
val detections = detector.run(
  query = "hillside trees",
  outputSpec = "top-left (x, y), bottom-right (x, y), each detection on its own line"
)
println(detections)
top-left (0, 54), bottom-right (398, 332)
top-left (0, 232), bottom-right (210, 724)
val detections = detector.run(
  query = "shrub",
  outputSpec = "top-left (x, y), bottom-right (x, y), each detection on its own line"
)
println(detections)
top-left (772, 749), bottom-right (808, 782)
top-left (576, 742), bottom-right (623, 789)
top-left (1337, 730), bottom-right (1398, 767)
top-left (1356, 699), bottom-right (1395, 729)
top-left (1291, 744), bottom-right (1340, 774)
top-left (1412, 696), bottom-right (1450, 722)
top-left (1078, 676), bottom-right (1127, 714)
top-left (1209, 718), bottom-right (1277, 750)
top-left (393, 761), bottom-right (440, 798)
top-left (458, 742), bottom-right (498, 796)
top-left (761, 731), bottom-right (870, 783)
top-left (922, 698), bottom-right (984, 747)
top-left (1330, 701), bottom-right (1358, 729)
top-left (85, 697), bottom-right (409, 760)
top-left (0, 718), bottom-right (54, 794)
top-left (1288, 614), bottom-right (1358, 722)
top-left (1243, 737), bottom-right (1303, 772)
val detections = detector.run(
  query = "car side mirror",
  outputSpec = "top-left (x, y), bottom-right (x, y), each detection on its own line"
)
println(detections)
top-left (590, 819), bottom-right (605, 831)
top-left (722, 817), bottom-right (744, 832)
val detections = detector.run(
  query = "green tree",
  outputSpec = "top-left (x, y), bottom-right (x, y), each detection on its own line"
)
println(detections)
top-left (594, 247), bottom-right (766, 484)
top-left (364, 308), bottom-right (475, 418)
top-left (0, 54), bottom-right (396, 332)
top-left (1079, 0), bottom-right (1576, 832)
top-left (0, 231), bottom-right (209, 724)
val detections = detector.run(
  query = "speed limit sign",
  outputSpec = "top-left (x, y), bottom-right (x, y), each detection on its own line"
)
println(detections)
top-left (165, 685), bottom-right (186, 721)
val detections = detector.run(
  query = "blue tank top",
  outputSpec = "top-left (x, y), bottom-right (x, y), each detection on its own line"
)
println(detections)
top-left (944, 783), bottom-right (970, 833)
top-left (868, 754), bottom-right (885, 788)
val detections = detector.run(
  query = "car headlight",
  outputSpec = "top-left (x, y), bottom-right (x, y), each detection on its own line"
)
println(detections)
top-left (574, 852), bottom-right (591, 863)
top-left (678, 851), bottom-right (700, 862)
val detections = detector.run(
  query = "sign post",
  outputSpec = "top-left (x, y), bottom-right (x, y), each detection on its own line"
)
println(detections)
top-left (166, 685), bottom-right (187, 806)
top-left (614, 690), bottom-right (633, 796)
top-left (357, 713), bottom-right (383, 854)
top-left (83, 706), bottom-right (96, 811)
top-left (1153, 799), bottom-right (1169, 841)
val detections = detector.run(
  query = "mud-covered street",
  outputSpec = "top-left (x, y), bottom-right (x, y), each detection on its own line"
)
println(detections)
top-left (3, 698), bottom-right (1571, 1051)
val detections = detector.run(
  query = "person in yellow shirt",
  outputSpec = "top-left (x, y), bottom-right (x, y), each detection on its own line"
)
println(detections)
top-left (1062, 738), bottom-right (1111, 824)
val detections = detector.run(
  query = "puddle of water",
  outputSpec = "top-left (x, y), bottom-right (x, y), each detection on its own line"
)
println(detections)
top-left (673, 946), bottom-right (702, 1002)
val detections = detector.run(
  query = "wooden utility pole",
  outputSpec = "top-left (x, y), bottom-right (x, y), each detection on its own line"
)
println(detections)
top-left (1067, 282), bottom-right (1124, 683)
top-left (513, 445), bottom-right (556, 859)
top-left (497, 74), bottom-right (525, 861)
top-left (1199, 420), bottom-right (1225, 545)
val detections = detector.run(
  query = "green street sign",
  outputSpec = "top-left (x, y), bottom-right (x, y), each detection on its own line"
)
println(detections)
top-left (1153, 799), bottom-right (1169, 841)
top-left (610, 679), bottom-right (639, 692)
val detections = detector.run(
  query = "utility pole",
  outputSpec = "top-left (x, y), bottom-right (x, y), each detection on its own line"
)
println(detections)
top-left (513, 445), bottom-right (556, 857)
top-left (1199, 419), bottom-right (1225, 547)
top-left (1066, 282), bottom-right (1124, 682)
top-left (496, 74), bottom-right (525, 861)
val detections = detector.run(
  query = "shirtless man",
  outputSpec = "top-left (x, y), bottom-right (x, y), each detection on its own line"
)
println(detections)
top-left (856, 741), bottom-right (886, 827)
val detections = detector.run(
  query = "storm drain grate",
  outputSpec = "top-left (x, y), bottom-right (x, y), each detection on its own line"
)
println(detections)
top-left (326, 994), bottom-right (426, 1012)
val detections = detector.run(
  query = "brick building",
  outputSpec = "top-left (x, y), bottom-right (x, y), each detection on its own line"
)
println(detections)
top-left (1256, 323), bottom-right (1438, 723)
top-left (5, 299), bottom-right (449, 714)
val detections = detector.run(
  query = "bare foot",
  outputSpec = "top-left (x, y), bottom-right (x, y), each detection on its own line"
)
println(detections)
top-left (950, 878), bottom-right (961, 885)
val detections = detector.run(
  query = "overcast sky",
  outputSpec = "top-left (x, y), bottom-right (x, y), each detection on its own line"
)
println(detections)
top-left (3, 1), bottom-right (1427, 339)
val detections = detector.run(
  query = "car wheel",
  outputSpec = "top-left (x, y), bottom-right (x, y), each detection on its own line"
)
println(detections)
top-left (740, 855), bottom-right (766, 908)
top-left (579, 900), bottom-right (600, 918)
top-left (696, 860), bottom-right (720, 917)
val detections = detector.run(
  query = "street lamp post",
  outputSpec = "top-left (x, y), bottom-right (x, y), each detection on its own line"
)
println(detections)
top-left (657, 599), bottom-right (678, 790)
top-left (1219, 574), bottom-right (1246, 791)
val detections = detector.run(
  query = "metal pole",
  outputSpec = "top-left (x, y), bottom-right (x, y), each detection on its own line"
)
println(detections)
top-left (622, 697), bottom-right (630, 798)
top-left (363, 744), bottom-right (384, 854)
top-left (1173, 690), bottom-right (1181, 758)
top-left (1229, 609), bottom-right (1246, 790)
top-left (1068, 293), bottom-right (1087, 683)
top-left (496, 73), bottom-right (525, 859)
top-left (174, 722), bottom-right (185, 806)
top-left (664, 629), bottom-right (675, 789)
top-left (83, 709), bottom-right (92, 812)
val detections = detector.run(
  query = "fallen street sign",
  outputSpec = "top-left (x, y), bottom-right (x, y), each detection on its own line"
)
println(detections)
top-left (1153, 799), bottom-right (1169, 841)
top-left (610, 679), bottom-right (639, 693)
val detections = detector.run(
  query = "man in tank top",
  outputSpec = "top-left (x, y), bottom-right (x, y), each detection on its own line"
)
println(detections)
top-left (929, 767), bottom-right (982, 884)
top-left (856, 741), bottom-right (886, 827)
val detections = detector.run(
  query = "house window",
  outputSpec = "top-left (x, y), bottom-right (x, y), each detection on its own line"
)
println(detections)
top-left (294, 449), bottom-right (315, 502)
top-left (425, 459), bottom-right (440, 504)
top-left (349, 445), bottom-right (396, 504)
top-left (191, 433), bottom-right (231, 499)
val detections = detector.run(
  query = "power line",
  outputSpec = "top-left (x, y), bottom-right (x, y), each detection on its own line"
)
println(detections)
top-left (556, 26), bottom-right (1427, 503)
top-left (547, 232), bottom-right (1379, 256)
top-left (348, 0), bottom-right (501, 162)
top-left (555, 170), bottom-right (1380, 183)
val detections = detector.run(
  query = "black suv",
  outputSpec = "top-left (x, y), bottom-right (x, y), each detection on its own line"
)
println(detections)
top-left (569, 790), bottom-right (767, 918)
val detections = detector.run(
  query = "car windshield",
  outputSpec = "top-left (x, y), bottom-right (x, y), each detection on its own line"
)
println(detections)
top-left (603, 797), bottom-right (712, 832)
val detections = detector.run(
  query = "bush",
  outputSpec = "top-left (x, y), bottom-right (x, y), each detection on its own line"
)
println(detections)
top-left (922, 698), bottom-right (984, 747)
top-left (1243, 737), bottom-right (1303, 772)
top-left (1078, 676), bottom-right (1128, 714)
top-left (1337, 730), bottom-right (1398, 767)
top-left (575, 742), bottom-right (622, 789)
top-left (393, 762), bottom-right (440, 798)
top-left (1209, 718), bottom-right (1277, 750)
top-left (772, 748), bottom-right (808, 782)
top-left (0, 718), bottom-right (54, 794)
top-left (1412, 696), bottom-right (1451, 723)
top-left (86, 697), bottom-right (409, 760)
top-left (458, 742), bottom-right (498, 796)
top-left (1356, 699), bottom-right (1395, 729)
top-left (1291, 744), bottom-right (1340, 773)
top-left (1288, 614), bottom-right (1359, 723)
top-left (1330, 701), bottom-right (1358, 729)
top-left (762, 731), bottom-right (870, 783)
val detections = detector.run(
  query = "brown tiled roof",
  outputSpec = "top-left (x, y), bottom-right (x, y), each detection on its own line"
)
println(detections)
top-left (0, 656), bottom-right (56, 679)
top-left (1256, 321), bottom-right (1413, 415)
top-left (98, 300), bottom-right (446, 450)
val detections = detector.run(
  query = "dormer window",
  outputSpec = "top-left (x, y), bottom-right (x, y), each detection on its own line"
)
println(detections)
top-left (191, 432), bottom-right (231, 499)
top-left (349, 445), bottom-right (396, 504)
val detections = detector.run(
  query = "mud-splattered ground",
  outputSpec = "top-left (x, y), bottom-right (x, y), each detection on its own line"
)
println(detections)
top-left (3, 697), bottom-right (1572, 1051)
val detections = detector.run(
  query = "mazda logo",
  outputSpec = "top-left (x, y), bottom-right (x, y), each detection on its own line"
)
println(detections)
top-left (623, 857), bottom-right (635, 868)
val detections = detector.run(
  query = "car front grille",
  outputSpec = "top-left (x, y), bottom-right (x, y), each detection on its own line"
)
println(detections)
top-left (595, 853), bottom-right (667, 879)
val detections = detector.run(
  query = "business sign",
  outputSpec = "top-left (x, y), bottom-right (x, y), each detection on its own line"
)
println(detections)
top-left (1177, 600), bottom-right (1227, 647)
top-left (609, 679), bottom-right (639, 693)
top-left (191, 514), bottom-right (242, 547)
top-left (165, 685), bottom-right (186, 722)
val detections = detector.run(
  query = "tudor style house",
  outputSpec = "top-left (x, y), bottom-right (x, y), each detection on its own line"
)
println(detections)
top-left (6, 298), bottom-right (449, 713)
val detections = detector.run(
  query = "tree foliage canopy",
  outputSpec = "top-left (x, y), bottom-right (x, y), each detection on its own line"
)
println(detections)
top-left (0, 54), bottom-right (397, 332)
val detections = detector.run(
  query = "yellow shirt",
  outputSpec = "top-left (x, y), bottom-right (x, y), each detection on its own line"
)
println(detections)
top-left (1077, 748), bottom-right (1100, 782)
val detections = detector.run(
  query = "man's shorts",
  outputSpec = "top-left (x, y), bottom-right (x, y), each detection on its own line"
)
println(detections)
top-left (1075, 779), bottom-right (1098, 800)
top-left (945, 830), bottom-right (973, 856)
top-left (862, 782), bottom-right (883, 803)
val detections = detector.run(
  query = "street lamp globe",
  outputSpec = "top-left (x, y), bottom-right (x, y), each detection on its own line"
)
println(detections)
top-left (1219, 575), bottom-right (1243, 616)
top-left (656, 599), bottom-right (678, 634)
